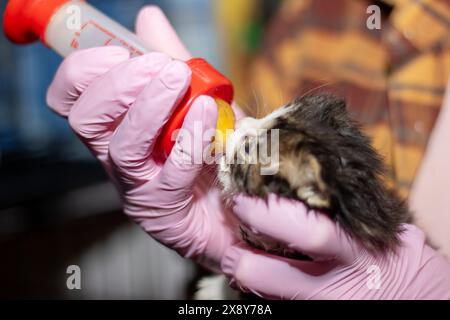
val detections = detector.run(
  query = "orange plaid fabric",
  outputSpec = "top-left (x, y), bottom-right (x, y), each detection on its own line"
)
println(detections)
top-left (245, 0), bottom-right (450, 197)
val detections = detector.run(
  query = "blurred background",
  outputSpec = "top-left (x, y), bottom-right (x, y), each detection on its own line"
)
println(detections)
top-left (0, 0), bottom-right (449, 299)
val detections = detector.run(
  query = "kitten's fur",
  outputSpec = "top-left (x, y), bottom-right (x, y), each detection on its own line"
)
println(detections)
top-left (196, 94), bottom-right (411, 299)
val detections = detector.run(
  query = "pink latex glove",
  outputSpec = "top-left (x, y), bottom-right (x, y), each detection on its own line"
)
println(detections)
top-left (410, 79), bottom-right (450, 260)
top-left (222, 194), bottom-right (450, 299)
top-left (46, 6), bottom-right (242, 269)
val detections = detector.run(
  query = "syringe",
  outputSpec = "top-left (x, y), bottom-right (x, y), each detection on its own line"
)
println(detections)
top-left (3, 0), bottom-right (235, 158)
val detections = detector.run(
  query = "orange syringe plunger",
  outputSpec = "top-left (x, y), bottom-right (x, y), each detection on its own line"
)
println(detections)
top-left (3, 0), bottom-right (234, 158)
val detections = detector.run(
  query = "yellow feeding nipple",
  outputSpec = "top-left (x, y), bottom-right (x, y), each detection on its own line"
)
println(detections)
top-left (213, 98), bottom-right (235, 155)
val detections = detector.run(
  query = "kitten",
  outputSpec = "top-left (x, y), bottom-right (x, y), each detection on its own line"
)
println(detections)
top-left (195, 93), bottom-right (411, 299)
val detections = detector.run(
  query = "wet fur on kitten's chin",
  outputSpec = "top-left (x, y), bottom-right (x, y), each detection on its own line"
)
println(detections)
top-left (220, 93), bottom-right (411, 253)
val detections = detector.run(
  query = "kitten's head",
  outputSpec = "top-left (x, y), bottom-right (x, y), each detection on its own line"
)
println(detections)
top-left (219, 94), bottom-right (410, 252)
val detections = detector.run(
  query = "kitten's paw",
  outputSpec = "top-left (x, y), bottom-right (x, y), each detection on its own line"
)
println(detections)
top-left (194, 275), bottom-right (239, 300)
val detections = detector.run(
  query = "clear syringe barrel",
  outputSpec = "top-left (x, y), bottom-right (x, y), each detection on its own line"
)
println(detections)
top-left (46, 1), bottom-right (150, 57)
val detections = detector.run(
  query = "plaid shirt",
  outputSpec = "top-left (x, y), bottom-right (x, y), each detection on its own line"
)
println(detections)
top-left (244, 0), bottom-right (450, 197)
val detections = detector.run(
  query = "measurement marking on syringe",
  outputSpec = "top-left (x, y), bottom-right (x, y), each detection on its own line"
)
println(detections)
top-left (70, 19), bottom-right (143, 57)
top-left (89, 20), bottom-right (116, 39)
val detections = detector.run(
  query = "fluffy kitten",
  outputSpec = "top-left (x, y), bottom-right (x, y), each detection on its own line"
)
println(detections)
top-left (196, 93), bottom-right (411, 299)
top-left (220, 93), bottom-right (410, 253)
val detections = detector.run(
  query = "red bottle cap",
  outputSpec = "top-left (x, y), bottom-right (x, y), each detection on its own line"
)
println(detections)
top-left (3, 0), bottom-right (70, 44)
top-left (156, 58), bottom-right (234, 158)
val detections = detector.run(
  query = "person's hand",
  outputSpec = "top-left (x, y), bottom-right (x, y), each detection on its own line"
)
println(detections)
top-left (222, 194), bottom-right (450, 299)
top-left (46, 6), bottom-right (243, 269)
top-left (410, 79), bottom-right (450, 259)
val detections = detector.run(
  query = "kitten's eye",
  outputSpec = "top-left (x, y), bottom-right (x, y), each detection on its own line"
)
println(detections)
top-left (237, 135), bottom-right (257, 161)
top-left (244, 140), bottom-right (251, 154)
top-left (244, 136), bottom-right (256, 155)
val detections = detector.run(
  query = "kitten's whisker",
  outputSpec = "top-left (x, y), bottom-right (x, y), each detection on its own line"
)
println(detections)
top-left (250, 85), bottom-right (260, 118)
top-left (259, 86), bottom-right (270, 118)
top-left (277, 89), bottom-right (285, 111)
top-left (298, 80), bottom-right (335, 101)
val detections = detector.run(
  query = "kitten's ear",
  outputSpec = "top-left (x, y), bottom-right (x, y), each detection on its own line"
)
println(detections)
top-left (316, 95), bottom-right (364, 138)
top-left (280, 153), bottom-right (330, 208)
top-left (292, 94), bottom-right (351, 130)
top-left (321, 95), bottom-right (346, 113)
top-left (319, 96), bottom-right (353, 127)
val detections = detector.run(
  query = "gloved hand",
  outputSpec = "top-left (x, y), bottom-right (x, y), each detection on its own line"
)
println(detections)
top-left (46, 6), bottom-right (243, 269)
top-left (410, 80), bottom-right (450, 259)
top-left (222, 194), bottom-right (450, 299)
